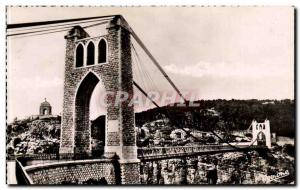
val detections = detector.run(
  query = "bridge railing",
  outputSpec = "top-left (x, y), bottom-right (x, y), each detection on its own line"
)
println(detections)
top-left (15, 157), bottom-right (34, 185)
top-left (137, 144), bottom-right (258, 158)
top-left (6, 147), bottom-right (108, 164)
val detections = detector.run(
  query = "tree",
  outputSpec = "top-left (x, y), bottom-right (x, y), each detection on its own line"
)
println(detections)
top-left (282, 144), bottom-right (295, 157)
top-left (207, 136), bottom-right (216, 144)
top-left (13, 137), bottom-right (21, 147)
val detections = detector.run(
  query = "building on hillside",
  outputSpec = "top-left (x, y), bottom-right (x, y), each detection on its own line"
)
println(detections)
top-left (170, 129), bottom-right (188, 140)
top-left (39, 98), bottom-right (52, 116)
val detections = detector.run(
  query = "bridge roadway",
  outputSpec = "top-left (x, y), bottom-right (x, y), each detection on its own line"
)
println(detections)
top-left (137, 144), bottom-right (267, 160)
top-left (8, 144), bottom-right (266, 162)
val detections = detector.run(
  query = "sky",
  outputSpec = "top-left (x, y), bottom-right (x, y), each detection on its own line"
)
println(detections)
top-left (7, 6), bottom-right (294, 122)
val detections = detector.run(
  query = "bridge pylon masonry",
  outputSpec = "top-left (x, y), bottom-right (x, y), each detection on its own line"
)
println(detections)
top-left (59, 15), bottom-right (140, 184)
top-left (251, 119), bottom-right (271, 148)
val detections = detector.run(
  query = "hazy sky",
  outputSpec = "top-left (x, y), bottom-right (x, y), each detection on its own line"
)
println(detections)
top-left (7, 6), bottom-right (294, 121)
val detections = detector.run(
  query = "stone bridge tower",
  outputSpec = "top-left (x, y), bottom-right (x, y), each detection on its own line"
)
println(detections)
top-left (251, 119), bottom-right (271, 148)
top-left (59, 15), bottom-right (140, 184)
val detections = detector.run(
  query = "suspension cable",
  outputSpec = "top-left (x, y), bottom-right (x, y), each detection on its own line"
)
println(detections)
top-left (8, 20), bottom-right (110, 37)
top-left (8, 17), bottom-right (112, 33)
top-left (132, 44), bottom-right (149, 93)
top-left (133, 81), bottom-right (160, 108)
top-left (125, 27), bottom-right (187, 103)
top-left (131, 42), bottom-right (159, 93)
top-left (7, 14), bottom-right (117, 29)
top-left (9, 21), bottom-right (109, 39)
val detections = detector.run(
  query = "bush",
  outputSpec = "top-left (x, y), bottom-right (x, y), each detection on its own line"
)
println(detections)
top-left (282, 144), bottom-right (295, 157)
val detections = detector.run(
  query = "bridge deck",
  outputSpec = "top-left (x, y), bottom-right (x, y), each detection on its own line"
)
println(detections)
top-left (137, 144), bottom-right (266, 160)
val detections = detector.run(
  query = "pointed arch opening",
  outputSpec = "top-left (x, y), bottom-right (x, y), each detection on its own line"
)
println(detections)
top-left (98, 39), bottom-right (107, 63)
top-left (75, 44), bottom-right (84, 67)
top-left (257, 131), bottom-right (266, 146)
top-left (74, 72), bottom-right (106, 157)
top-left (87, 42), bottom-right (95, 66)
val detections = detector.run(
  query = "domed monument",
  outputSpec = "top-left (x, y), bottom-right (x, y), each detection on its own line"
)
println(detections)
top-left (39, 98), bottom-right (52, 116)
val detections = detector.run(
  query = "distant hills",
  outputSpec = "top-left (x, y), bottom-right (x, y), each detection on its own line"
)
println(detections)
top-left (135, 99), bottom-right (295, 137)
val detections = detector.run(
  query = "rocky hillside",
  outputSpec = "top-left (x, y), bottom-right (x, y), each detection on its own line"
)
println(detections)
top-left (7, 99), bottom-right (294, 156)
top-left (6, 116), bottom-right (61, 156)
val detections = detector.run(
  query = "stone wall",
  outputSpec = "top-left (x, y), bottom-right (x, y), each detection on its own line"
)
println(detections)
top-left (120, 161), bottom-right (140, 184)
top-left (26, 159), bottom-right (118, 184)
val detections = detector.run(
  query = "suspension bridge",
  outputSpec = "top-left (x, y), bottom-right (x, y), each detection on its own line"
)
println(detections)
top-left (7, 15), bottom-right (271, 185)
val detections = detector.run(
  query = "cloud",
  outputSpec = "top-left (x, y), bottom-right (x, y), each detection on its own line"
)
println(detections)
top-left (164, 61), bottom-right (291, 78)
top-left (164, 62), bottom-right (207, 78)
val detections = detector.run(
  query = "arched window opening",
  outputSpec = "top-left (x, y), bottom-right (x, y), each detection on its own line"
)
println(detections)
top-left (43, 109), bottom-right (48, 115)
top-left (75, 44), bottom-right (84, 67)
top-left (87, 42), bottom-right (95, 66)
top-left (98, 39), bottom-right (107, 63)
